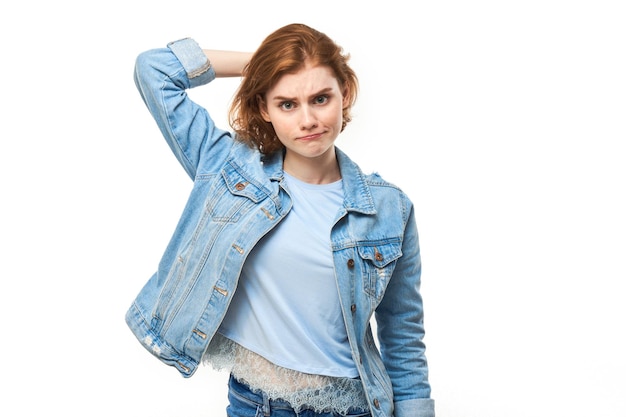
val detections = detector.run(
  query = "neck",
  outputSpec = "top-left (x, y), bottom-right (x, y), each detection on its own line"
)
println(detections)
top-left (283, 148), bottom-right (341, 184)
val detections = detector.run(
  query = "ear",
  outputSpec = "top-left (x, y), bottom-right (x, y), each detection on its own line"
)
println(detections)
top-left (341, 86), bottom-right (351, 108)
top-left (258, 95), bottom-right (271, 122)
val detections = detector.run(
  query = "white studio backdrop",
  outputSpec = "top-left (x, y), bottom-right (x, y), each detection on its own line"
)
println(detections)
top-left (1, 1), bottom-right (624, 416)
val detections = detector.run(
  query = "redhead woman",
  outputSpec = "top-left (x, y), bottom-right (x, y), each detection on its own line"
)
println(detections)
top-left (126, 23), bottom-right (435, 417)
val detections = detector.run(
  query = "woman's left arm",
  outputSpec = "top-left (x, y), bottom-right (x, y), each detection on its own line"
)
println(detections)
top-left (375, 197), bottom-right (435, 417)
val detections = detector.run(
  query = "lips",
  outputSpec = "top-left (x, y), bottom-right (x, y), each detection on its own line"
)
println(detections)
top-left (297, 132), bottom-right (324, 141)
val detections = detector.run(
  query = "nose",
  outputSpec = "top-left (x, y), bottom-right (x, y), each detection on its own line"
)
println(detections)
top-left (300, 106), bottom-right (318, 130)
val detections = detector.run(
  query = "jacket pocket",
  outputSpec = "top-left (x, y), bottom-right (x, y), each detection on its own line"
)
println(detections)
top-left (206, 162), bottom-right (268, 223)
top-left (357, 240), bottom-right (402, 302)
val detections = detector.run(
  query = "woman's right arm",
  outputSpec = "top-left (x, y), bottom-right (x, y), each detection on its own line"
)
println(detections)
top-left (133, 39), bottom-right (250, 179)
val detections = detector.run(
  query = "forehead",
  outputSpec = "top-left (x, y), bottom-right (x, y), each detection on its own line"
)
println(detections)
top-left (268, 64), bottom-right (340, 98)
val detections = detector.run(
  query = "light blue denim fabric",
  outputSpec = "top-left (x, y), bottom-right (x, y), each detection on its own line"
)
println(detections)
top-left (125, 38), bottom-right (434, 417)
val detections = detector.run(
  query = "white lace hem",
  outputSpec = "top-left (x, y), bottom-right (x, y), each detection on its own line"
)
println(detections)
top-left (203, 333), bottom-right (369, 414)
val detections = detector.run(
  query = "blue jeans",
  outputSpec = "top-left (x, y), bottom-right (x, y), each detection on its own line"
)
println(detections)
top-left (226, 375), bottom-right (372, 417)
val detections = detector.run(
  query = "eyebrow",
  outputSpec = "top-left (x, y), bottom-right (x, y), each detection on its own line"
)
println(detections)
top-left (269, 87), bottom-right (334, 102)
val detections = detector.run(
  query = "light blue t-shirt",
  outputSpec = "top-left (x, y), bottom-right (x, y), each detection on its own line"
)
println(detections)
top-left (218, 172), bottom-right (358, 378)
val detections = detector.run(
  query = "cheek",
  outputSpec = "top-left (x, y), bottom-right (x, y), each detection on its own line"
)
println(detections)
top-left (266, 114), bottom-right (294, 141)
top-left (329, 107), bottom-right (344, 128)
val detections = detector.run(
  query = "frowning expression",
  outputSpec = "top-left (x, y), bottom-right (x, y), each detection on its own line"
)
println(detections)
top-left (261, 63), bottom-right (347, 163)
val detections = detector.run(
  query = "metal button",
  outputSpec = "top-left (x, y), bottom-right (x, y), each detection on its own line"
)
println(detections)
top-left (347, 259), bottom-right (355, 268)
top-left (235, 182), bottom-right (246, 191)
top-left (373, 399), bottom-right (380, 408)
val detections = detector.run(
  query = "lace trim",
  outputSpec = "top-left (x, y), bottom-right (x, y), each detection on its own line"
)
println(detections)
top-left (203, 333), bottom-right (369, 414)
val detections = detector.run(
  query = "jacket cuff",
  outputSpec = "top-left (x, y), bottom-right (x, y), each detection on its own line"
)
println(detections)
top-left (167, 37), bottom-right (215, 88)
top-left (394, 398), bottom-right (435, 417)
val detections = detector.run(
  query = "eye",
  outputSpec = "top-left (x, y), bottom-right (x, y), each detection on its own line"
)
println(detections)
top-left (314, 95), bottom-right (329, 105)
top-left (279, 101), bottom-right (295, 110)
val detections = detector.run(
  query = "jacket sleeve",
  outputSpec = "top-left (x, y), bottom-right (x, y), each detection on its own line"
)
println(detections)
top-left (375, 195), bottom-right (435, 417)
top-left (133, 38), bottom-right (233, 179)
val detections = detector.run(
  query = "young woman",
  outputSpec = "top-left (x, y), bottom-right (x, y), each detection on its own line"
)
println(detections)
top-left (126, 23), bottom-right (435, 417)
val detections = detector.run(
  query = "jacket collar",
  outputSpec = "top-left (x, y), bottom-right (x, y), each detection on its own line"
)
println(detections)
top-left (261, 146), bottom-right (377, 216)
top-left (335, 147), bottom-right (377, 215)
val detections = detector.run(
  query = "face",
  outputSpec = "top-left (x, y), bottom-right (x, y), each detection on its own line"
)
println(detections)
top-left (261, 63), bottom-right (347, 169)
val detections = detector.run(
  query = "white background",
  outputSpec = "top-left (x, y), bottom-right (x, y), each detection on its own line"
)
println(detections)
top-left (1, 1), bottom-right (624, 416)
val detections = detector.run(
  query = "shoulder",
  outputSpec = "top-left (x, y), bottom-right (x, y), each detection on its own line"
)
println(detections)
top-left (364, 172), bottom-right (413, 211)
top-left (362, 171), bottom-right (401, 191)
top-left (336, 147), bottom-right (414, 215)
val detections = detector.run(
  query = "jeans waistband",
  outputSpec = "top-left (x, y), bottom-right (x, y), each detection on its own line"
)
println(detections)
top-left (228, 374), bottom-right (371, 417)
top-left (228, 374), bottom-right (294, 415)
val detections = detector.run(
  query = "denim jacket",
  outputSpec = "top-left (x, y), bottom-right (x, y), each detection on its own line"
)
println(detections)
top-left (125, 38), bottom-right (434, 417)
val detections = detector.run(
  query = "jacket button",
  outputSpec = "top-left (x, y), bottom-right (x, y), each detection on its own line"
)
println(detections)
top-left (235, 182), bottom-right (246, 190)
top-left (375, 251), bottom-right (383, 261)
top-left (351, 304), bottom-right (356, 313)
top-left (347, 259), bottom-right (355, 268)
top-left (373, 399), bottom-right (380, 409)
